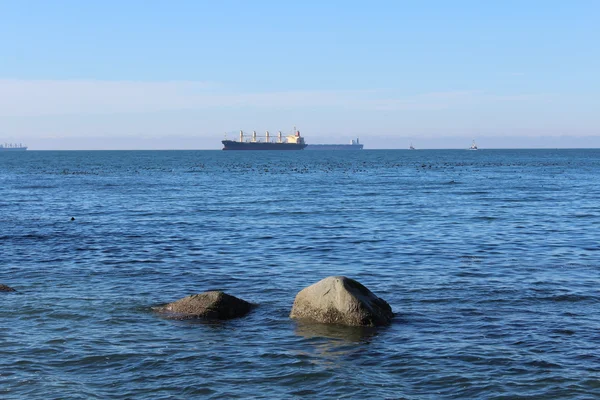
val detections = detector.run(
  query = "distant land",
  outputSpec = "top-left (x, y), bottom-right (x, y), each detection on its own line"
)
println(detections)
top-left (4, 135), bottom-right (600, 151)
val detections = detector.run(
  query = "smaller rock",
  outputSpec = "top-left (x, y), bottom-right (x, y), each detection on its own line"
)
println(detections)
top-left (155, 291), bottom-right (253, 320)
top-left (0, 284), bottom-right (16, 292)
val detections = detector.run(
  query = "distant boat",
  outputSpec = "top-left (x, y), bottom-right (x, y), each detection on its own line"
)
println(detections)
top-left (0, 143), bottom-right (27, 151)
top-left (222, 127), bottom-right (307, 150)
top-left (305, 138), bottom-right (364, 150)
top-left (468, 140), bottom-right (478, 150)
top-left (409, 143), bottom-right (415, 150)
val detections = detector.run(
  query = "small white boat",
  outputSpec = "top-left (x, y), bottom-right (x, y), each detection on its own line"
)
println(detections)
top-left (468, 140), bottom-right (478, 150)
top-left (409, 143), bottom-right (415, 150)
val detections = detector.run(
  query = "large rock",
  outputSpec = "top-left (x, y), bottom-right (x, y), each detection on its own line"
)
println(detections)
top-left (155, 291), bottom-right (253, 320)
top-left (290, 276), bottom-right (393, 326)
top-left (0, 284), bottom-right (16, 292)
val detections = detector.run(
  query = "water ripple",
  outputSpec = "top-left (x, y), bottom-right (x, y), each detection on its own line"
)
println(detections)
top-left (1, 149), bottom-right (599, 398)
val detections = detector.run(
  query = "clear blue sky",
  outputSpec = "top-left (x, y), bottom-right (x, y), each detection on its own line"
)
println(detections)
top-left (1, 0), bottom-right (598, 149)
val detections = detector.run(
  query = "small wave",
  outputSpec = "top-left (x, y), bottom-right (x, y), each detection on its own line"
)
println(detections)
top-left (551, 329), bottom-right (576, 335)
top-left (17, 185), bottom-right (58, 189)
top-left (542, 294), bottom-right (599, 303)
top-left (525, 359), bottom-right (563, 369)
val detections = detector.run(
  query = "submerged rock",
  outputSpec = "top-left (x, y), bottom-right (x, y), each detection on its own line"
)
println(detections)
top-left (155, 291), bottom-right (253, 320)
top-left (290, 276), bottom-right (393, 326)
top-left (0, 284), bottom-right (16, 292)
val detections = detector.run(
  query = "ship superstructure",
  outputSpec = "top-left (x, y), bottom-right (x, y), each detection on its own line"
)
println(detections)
top-left (0, 143), bottom-right (27, 151)
top-left (222, 127), bottom-right (307, 150)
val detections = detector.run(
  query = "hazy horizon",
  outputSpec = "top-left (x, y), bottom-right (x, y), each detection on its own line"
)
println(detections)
top-left (6, 134), bottom-right (600, 151)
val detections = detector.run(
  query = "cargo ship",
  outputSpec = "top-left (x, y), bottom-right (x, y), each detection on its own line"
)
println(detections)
top-left (305, 138), bottom-right (363, 150)
top-left (222, 128), bottom-right (307, 150)
top-left (0, 143), bottom-right (27, 151)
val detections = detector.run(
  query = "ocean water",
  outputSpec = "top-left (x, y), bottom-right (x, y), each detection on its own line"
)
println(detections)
top-left (1, 149), bottom-right (599, 399)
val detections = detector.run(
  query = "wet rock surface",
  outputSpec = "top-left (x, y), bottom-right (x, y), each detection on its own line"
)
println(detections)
top-left (155, 291), bottom-right (253, 320)
top-left (0, 284), bottom-right (16, 292)
top-left (290, 276), bottom-right (393, 326)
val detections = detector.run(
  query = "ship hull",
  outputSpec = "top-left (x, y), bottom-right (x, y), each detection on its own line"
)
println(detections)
top-left (222, 140), bottom-right (307, 150)
top-left (305, 144), bottom-right (363, 150)
top-left (0, 147), bottom-right (27, 151)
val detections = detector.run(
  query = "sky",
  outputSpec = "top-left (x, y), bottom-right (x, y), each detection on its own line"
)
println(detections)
top-left (1, 0), bottom-right (599, 149)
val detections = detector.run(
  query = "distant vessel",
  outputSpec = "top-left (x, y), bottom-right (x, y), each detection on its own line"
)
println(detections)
top-left (469, 140), bottom-right (478, 150)
top-left (0, 143), bottom-right (27, 151)
top-left (305, 138), bottom-right (363, 150)
top-left (222, 127), bottom-right (307, 150)
top-left (409, 143), bottom-right (415, 150)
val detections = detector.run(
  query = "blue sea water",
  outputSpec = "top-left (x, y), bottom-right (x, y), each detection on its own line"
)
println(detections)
top-left (1, 149), bottom-right (599, 399)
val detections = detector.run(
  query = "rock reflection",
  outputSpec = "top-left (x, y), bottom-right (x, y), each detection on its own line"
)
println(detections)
top-left (294, 320), bottom-right (379, 342)
top-left (293, 321), bottom-right (381, 363)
